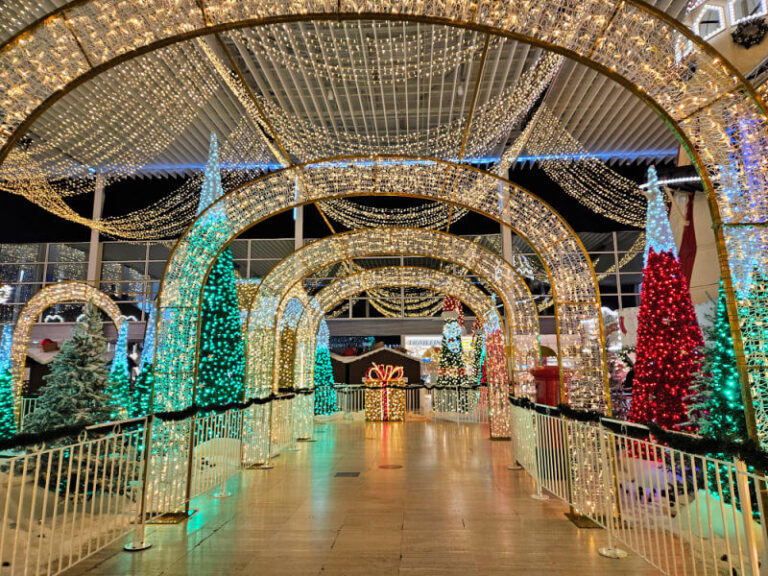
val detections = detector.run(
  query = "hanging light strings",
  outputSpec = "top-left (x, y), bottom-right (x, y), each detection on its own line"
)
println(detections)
top-left (249, 50), bottom-right (561, 160)
top-left (321, 198), bottom-right (468, 230)
top-left (502, 103), bottom-right (647, 227)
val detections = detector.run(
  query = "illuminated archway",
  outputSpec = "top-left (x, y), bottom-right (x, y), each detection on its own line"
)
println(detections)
top-left (10, 281), bottom-right (122, 414)
top-left (156, 159), bottom-right (603, 414)
top-left (244, 227), bottom-right (538, 399)
top-left (296, 265), bottom-right (515, 436)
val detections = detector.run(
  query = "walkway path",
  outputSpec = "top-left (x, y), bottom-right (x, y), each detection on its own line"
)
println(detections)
top-left (65, 418), bottom-right (658, 575)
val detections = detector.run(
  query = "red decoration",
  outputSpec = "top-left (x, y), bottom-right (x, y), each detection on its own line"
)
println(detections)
top-left (629, 249), bottom-right (704, 431)
top-left (441, 295), bottom-right (464, 327)
top-left (679, 193), bottom-right (697, 283)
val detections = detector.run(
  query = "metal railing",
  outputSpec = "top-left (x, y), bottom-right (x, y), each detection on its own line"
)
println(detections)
top-left (0, 394), bottom-right (307, 576)
top-left (334, 384), bottom-right (488, 423)
top-left (510, 402), bottom-right (768, 576)
top-left (18, 397), bottom-right (39, 431)
top-left (431, 386), bottom-right (489, 423)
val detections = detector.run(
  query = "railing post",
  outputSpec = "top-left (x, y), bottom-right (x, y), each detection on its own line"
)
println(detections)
top-left (530, 411), bottom-right (549, 501)
top-left (257, 401), bottom-right (275, 470)
top-left (507, 405), bottom-right (523, 470)
top-left (182, 413), bottom-right (197, 514)
top-left (597, 424), bottom-right (627, 559)
top-left (124, 416), bottom-right (154, 552)
top-left (734, 458), bottom-right (762, 576)
top-left (213, 411), bottom-right (233, 499)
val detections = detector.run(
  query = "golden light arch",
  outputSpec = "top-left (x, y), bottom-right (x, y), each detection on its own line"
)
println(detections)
top-left (155, 159), bottom-right (602, 414)
top-left (254, 228), bottom-right (541, 419)
top-left (295, 265), bottom-right (514, 436)
top-left (244, 227), bottom-right (538, 398)
top-left (9, 281), bottom-right (122, 414)
top-left (3, 2), bottom-right (763, 437)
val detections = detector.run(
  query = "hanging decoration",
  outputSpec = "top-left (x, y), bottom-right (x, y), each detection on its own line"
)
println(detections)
top-left (0, 325), bottom-right (16, 439)
top-left (106, 320), bottom-right (131, 420)
top-left (502, 104), bottom-right (647, 227)
top-left (321, 199), bottom-right (468, 230)
top-left (196, 134), bottom-right (247, 406)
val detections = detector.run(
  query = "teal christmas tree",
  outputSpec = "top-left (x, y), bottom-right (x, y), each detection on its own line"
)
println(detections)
top-left (132, 301), bottom-right (156, 417)
top-left (314, 320), bottom-right (337, 415)
top-left (106, 320), bottom-right (131, 420)
top-left (0, 324), bottom-right (16, 439)
top-left (196, 134), bottom-right (246, 406)
top-left (471, 318), bottom-right (485, 387)
top-left (690, 282), bottom-right (747, 441)
top-left (23, 302), bottom-right (112, 433)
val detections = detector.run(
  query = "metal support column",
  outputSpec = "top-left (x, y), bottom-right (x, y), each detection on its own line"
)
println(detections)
top-left (86, 174), bottom-right (106, 288)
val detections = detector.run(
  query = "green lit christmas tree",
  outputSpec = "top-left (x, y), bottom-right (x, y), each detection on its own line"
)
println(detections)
top-left (196, 134), bottom-right (246, 406)
top-left (0, 324), bottom-right (17, 439)
top-left (690, 282), bottom-right (747, 442)
top-left (314, 320), bottom-right (337, 415)
top-left (23, 302), bottom-right (112, 433)
top-left (132, 302), bottom-right (156, 417)
top-left (106, 320), bottom-right (130, 420)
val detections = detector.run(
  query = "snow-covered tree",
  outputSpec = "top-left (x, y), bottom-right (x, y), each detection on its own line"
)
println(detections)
top-left (23, 302), bottom-right (112, 434)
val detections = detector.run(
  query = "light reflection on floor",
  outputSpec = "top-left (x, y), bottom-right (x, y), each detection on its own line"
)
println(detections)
top-left (64, 417), bottom-right (660, 575)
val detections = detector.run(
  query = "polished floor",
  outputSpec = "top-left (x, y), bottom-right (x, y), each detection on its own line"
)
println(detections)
top-left (65, 417), bottom-right (660, 575)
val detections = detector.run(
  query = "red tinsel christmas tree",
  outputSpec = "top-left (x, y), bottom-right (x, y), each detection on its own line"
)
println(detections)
top-left (629, 249), bottom-right (704, 430)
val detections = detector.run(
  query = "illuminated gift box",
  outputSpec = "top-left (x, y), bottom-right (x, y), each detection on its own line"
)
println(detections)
top-left (364, 363), bottom-right (406, 422)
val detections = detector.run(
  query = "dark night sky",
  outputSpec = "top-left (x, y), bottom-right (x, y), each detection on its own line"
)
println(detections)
top-left (1, 162), bottom-right (694, 244)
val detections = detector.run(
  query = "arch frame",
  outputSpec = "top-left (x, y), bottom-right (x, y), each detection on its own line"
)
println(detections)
top-left (9, 281), bottom-right (123, 416)
top-left (301, 265), bottom-right (511, 434)
top-left (244, 227), bottom-right (537, 391)
top-left (155, 157), bottom-right (606, 413)
top-left (255, 230), bottom-right (537, 396)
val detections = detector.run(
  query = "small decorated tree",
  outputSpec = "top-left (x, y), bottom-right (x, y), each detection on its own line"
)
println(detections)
top-left (132, 302), bottom-right (156, 417)
top-left (690, 282), bottom-right (747, 442)
top-left (23, 302), bottom-right (112, 433)
top-left (0, 324), bottom-right (16, 439)
top-left (106, 320), bottom-right (130, 420)
top-left (314, 320), bottom-right (337, 415)
top-left (436, 296), bottom-right (471, 412)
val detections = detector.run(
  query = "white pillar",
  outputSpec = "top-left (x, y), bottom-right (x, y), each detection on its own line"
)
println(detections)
top-left (294, 206), bottom-right (304, 251)
top-left (87, 175), bottom-right (106, 287)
